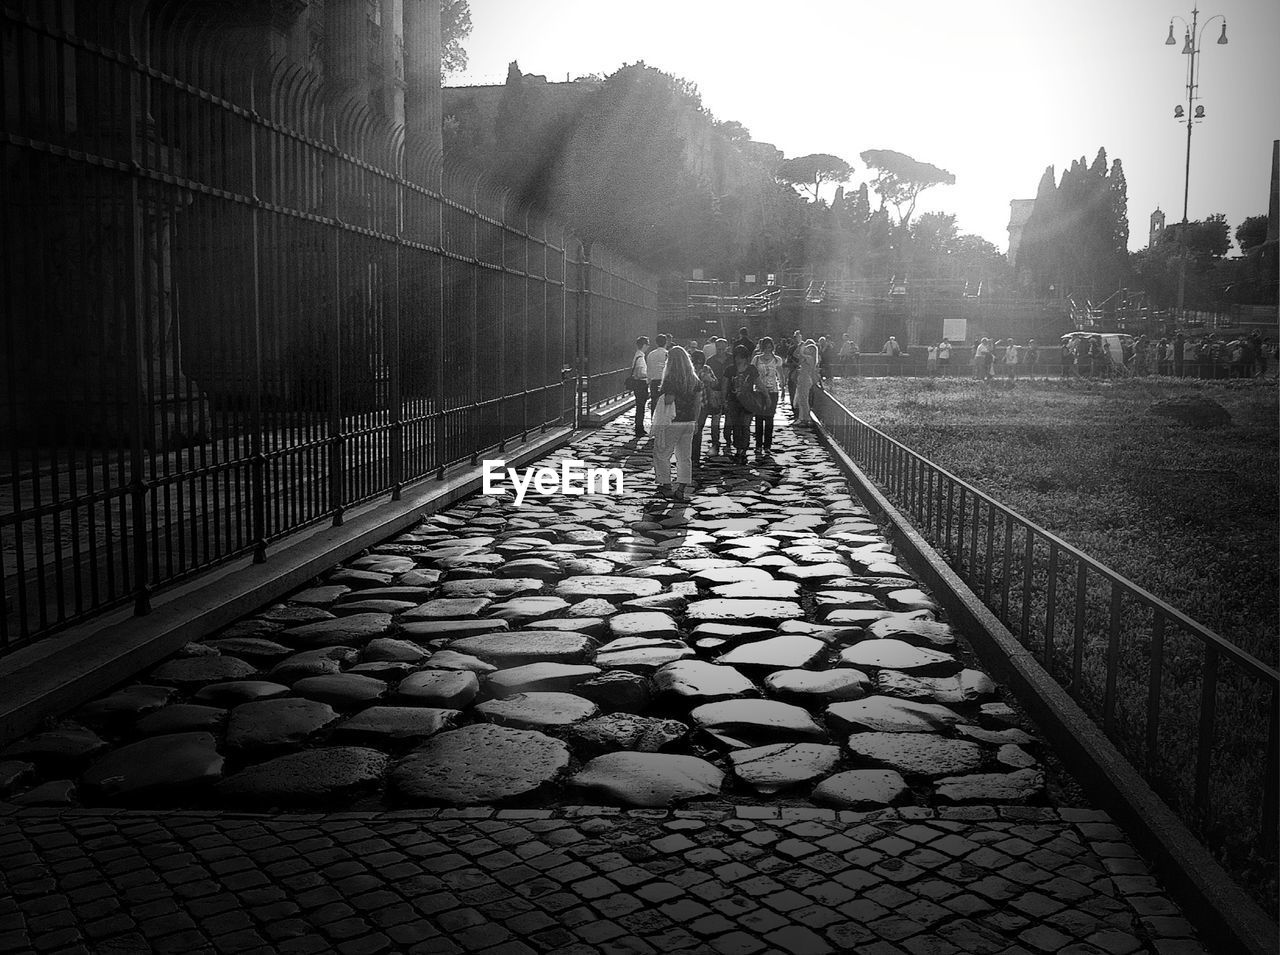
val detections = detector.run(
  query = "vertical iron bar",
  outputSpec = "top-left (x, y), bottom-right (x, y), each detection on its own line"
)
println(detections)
top-left (1103, 583), bottom-right (1123, 733)
top-left (327, 121), bottom-right (344, 524)
top-left (1044, 543), bottom-right (1059, 668)
top-left (248, 70), bottom-right (266, 563)
top-left (389, 166), bottom-right (403, 498)
top-left (1263, 685), bottom-right (1279, 857)
top-left (1072, 562), bottom-right (1087, 695)
top-left (968, 495), bottom-right (979, 584)
top-left (125, 12), bottom-right (150, 617)
top-left (983, 502), bottom-right (996, 602)
top-left (1020, 526), bottom-right (1034, 640)
top-left (1194, 645), bottom-right (1218, 822)
top-left (1000, 515), bottom-right (1013, 621)
top-left (1146, 612), bottom-right (1165, 771)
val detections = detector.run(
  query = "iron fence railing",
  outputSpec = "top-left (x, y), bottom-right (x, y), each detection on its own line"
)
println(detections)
top-left (0, 2), bottom-right (655, 653)
top-left (813, 387), bottom-right (1279, 889)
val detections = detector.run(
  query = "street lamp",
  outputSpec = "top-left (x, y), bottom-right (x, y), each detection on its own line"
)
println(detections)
top-left (1165, 5), bottom-right (1228, 324)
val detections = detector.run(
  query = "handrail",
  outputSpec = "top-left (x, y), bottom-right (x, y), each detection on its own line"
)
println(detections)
top-left (816, 389), bottom-right (1277, 682)
top-left (813, 384), bottom-right (1279, 890)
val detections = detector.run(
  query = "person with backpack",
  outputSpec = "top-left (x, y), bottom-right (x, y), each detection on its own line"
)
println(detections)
top-left (651, 346), bottom-right (702, 501)
top-left (722, 344), bottom-right (762, 465)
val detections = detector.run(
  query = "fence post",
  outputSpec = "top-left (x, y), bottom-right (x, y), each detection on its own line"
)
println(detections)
top-left (389, 161), bottom-right (403, 500)
top-left (327, 118), bottom-right (345, 527)
top-left (124, 9), bottom-right (151, 617)
top-left (577, 239), bottom-right (591, 426)
top-left (1194, 646), bottom-right (1218, 823)
top-left (247, 68), bottom-right (267, 563)
top-left (1146, 612), bottom-right (1165, 770)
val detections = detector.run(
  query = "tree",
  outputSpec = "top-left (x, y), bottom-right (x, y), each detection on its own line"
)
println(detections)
top-left (1133, 213), bottom-right (1233, 309)
top-left (859, 149), bottom-right (955, 230)
top-left (1015, 148), bottom-right (1130, 297)
top-left (909, 212), bottom-right (958, 258)
top-left (777, 153), bottom-right (853, 204)
top-left (1163, 214), bottom-right (1230, 258)
top-left (714, 120), bottom-right (752, 143)
top-left (1236, 215), bottom-right (1268, 252)
top-left (441, 0), bottom-right (472, 77)
top-left (953, 234), bottom-right (998, 254)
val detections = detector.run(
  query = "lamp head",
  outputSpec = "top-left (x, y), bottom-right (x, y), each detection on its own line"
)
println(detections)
top-left (1165, 21), bottom-right (1177, 44)
top-left (1181, 31), bottom-right (1194, 54)
top-left (1217, 21), bottom-right (1228, 43)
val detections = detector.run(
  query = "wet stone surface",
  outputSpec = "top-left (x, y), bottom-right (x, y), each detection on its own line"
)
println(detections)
top-left (2, 412), bottom-right (1050, 812)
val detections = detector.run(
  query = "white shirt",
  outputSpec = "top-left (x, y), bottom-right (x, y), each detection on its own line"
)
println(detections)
top-left (632, 350), bottom-right (649, 381)
top-left (752, 354), bottom-right (783, 392)
top-left (703, 341), bottom-right (716, 361)
top-left (647, 346), bottom-right (668, 382)
top-left (938, 342), bottom-right (951, 359)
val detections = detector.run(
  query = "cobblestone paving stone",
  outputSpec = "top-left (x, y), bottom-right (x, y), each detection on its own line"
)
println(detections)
top-left (0, 407), bottom-right (1209, 952)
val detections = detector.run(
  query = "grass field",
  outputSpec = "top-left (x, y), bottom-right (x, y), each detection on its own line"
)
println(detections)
top-left (827, 374), bottom-right (1279, 912)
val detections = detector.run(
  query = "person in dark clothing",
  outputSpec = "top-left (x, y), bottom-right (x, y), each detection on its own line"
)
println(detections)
top-left (722, 344), bottom-right (758, 465)
top-left (732, 326), bottom-right (755, 358)
top-left (1173, 331), bottom-right (1185, 377)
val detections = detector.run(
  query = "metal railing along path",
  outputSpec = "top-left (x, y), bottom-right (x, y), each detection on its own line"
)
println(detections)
top-left (812, 387), bottom-right (1279, 885)
top-left (0, 3), bottom-right (656, 652)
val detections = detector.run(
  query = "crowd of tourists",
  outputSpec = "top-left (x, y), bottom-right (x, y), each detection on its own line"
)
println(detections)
top-left (626, 328), bottom-right (831, 501)
top-left (939, 331), bottom-right (1273, 383)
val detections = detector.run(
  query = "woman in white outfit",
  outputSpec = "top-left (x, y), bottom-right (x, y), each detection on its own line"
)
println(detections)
top-left (793, 340), bottom-right (819, 426)
top-left (651, 346), bottom-right (703, 501)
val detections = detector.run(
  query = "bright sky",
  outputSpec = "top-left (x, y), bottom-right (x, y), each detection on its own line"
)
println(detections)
top-left (451, 0), bottom-right (1280, 254)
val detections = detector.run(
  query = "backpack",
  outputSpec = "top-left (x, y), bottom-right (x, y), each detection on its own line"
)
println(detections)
top-left (733, 367), bottom-right (768, 416)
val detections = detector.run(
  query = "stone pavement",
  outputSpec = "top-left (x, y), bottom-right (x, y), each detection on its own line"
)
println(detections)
top-left (0, 804), bottom-right (1206, 955)
top-left (0, 406), bottom-right (1209, 952)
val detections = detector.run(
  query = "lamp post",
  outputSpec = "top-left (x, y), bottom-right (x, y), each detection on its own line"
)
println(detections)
top-left (1165, 6), bottom-right (1227, 324)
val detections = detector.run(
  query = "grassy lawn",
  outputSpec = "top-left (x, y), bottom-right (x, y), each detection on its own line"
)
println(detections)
top-left (827, 374), bottom-right (1278, 912)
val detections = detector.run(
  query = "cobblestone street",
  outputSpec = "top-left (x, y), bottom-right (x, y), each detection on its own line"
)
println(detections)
top-left (0, 409), bottom-right (1208, 953)
top-left (0, 805), bottom-right (1205, 955)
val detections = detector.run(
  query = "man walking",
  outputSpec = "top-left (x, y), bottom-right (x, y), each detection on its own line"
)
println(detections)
top-left (647, 334), bottom-right (669, 411)
top-left (630, 336), bottom-right (650, 438)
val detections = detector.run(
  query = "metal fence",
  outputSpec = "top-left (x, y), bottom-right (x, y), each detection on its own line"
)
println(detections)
top-left (813, 387), bottom-right (1279, 890)
top-left (0, 2), bottom-right (655, 653)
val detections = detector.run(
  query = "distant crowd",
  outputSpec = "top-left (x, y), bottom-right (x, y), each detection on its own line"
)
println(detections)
top-left (626, 328), bottom-right (836, 501)
top-left (957, 331), bottom-right (1273, 382)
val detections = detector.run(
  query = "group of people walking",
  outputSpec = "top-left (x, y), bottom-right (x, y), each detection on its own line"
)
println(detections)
top-left (627, 328), bottom-right (826, 501)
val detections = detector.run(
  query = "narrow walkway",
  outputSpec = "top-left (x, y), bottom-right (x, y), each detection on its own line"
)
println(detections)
top-left (0, 406), bottom-right (1207, 954)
